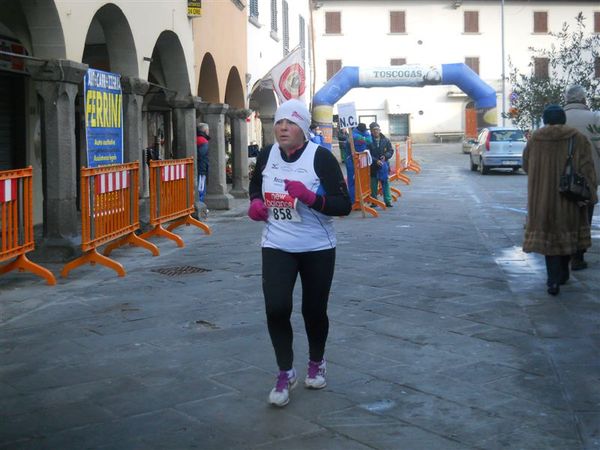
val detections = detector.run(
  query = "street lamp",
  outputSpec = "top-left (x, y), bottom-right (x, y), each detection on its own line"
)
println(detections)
top-left (501, 0), bottom-right (506, 126)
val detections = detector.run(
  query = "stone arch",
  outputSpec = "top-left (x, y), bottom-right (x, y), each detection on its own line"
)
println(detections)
top-left (82, 3), bottom-right (138, 76)
top-left (198, 53), bottom-right (219, 103)
top-left (249, 83), bottom-right (278, 148)
top-left (0, 0), bottom-right (66, 58)
top-left (147, 30), bottom-right (191, 96)
top-left (224, 67), bottom-right (244, 109)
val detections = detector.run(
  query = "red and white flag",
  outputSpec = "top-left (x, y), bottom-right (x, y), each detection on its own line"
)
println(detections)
top-left (161, 164), bottom-right (186, 182)
top-left (256, 46), bottom-right (306, 104)
top-left (0, 178), bottom-right (17, 203)
top-left (95, 170), bottom-right (129, 195)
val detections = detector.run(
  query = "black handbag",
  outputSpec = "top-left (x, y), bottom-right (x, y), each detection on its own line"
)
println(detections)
top-left (559, 137), bottom-right (592, 202)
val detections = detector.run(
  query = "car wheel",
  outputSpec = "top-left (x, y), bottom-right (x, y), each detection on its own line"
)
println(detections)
top-left (479, 158), bottom-right (489, 175)
top-left (470, 157), bottom-right (477, 171)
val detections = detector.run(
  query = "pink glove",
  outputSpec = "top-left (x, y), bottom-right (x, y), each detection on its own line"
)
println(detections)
top-left (284, 180), bottom-right (317, 206)
top-left (248, 198), bottom-right (268, 221)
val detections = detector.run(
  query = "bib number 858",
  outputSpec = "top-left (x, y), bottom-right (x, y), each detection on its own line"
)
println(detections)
top-left (273, 208), bottom-right (293, 220)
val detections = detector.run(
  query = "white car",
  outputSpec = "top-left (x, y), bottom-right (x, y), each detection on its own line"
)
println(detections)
top-left (469, 127), bottom-right (527, 175)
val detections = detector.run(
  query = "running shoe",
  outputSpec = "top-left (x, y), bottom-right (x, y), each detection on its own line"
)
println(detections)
top-left (305, 359), bottom-right (327, 389)
top-left (268, 369), bottom-right (297, 407)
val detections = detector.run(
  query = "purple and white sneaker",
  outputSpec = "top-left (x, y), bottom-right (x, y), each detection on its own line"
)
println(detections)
top-left (305, 359), bottom-right (327, 389)
top-left (268, 368), bottom-right (297, 407)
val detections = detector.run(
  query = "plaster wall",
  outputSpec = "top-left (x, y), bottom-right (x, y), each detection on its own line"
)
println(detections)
top-left (192, 1), bottom-right (247, 103)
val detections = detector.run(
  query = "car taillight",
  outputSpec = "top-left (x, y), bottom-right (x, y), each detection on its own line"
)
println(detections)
top-left (485, 134), bottom-right (491, 151)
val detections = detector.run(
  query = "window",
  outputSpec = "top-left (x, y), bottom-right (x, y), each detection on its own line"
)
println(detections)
top-left (390, 11), bottom-right (406, 33)
top-left (464, 11), bottom-right (478, 33)
top-left (534, 11), bottom-right (548, 33)
top-left (390, 58), bottom-right (407, 66)
top-left (326, 59), bottom-right (342, 80)
top-left (249, 0), bottom-right (258, 18)
top-left (534, 57), bottom-right (549, 79)
top-left (271, 0), bottom-right (278, 33)
top-left (389, 114), bottom-right (410, 137)
top-left (595, 56), bottom-right (600, 78)
top-left (282, 1), bottom-right (289, 55)
top-left (325, 11), bottom-right (341, 34)
top-left (465, 57), bottom-right (479, 75)
top-left (595, 12), bottom-right (600, 33)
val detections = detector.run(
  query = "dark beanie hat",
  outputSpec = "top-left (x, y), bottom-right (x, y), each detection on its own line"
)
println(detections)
top-left (357, 123), bottom-right (367, 132)
top-left (542, 104), bottom-right (566, 125)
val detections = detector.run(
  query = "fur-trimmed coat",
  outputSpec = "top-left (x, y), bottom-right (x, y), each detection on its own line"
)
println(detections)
top-left (522, 125), bottom-right (597, 255)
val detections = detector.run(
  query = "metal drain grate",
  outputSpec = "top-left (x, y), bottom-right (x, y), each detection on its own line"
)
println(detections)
top-left (151, 266), bottom-right (211, 277)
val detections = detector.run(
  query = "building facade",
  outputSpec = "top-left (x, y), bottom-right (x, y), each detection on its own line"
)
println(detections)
top-left (0, 0), bottom-right (252, 254)
top-left (246, 0), bottom-right (313, 150)
top-left (312, 0), bottom-right (600, 143)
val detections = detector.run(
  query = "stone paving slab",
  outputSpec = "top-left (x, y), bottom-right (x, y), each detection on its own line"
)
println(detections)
top-left (1, 143), bottom-right (599, 449)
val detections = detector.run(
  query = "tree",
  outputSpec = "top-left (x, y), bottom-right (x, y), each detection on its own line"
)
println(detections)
top-left (505, 13), bottom-right (600, 129)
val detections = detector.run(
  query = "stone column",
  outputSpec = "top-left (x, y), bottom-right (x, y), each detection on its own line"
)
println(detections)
top-left (29, 59), bottom-right (87, 243)
top-left (169, 95), bottom-right (200, 160)
top-left (260, 114), bottom-right (275, 149)
top-left (228, 108), bottom-right (252, 198)
top-left (196, 102), bottom-right (233, 210)
top-left (121, 77), bottom-right (150, 223)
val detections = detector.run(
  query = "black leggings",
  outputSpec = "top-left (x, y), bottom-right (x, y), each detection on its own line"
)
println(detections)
top-left (262, 247), bottom-right (336, 371)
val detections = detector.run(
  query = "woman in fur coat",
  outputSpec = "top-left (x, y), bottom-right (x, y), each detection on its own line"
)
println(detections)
top-left (522, 104), bottom-right (597, 295)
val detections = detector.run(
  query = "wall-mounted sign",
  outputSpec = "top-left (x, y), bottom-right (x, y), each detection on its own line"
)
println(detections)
top-left (84, 68), bottom-right (123, 168)
top-left (0, 37), bottom-right (28, 74)
top-left (188, 0), bottom-right (202, 17)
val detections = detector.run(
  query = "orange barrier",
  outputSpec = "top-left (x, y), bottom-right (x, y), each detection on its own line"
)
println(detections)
top-left (401, 138), bottom-right (422, 174)
top-left (0, 167), bottom-right (56, 285)
top-left (140, 158), bottom-right (210, 248)
top-left (62, 162), bottom-right (158, 278)
top-left (352, 151), bottom-right (385, 217)
top-left (390, 143), bottom-right (411, 186)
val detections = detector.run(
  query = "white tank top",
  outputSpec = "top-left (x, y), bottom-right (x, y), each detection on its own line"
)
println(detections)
top-left (261, 141), bottom-right (336, 252)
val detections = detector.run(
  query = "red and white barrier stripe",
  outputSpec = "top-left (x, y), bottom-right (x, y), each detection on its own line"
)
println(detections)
top-left (95, 171), bottom-right (129, 195)
top-left (161, 164), bottom-right (186, 182)
top-left (0, 179), bottom-right (17, 203)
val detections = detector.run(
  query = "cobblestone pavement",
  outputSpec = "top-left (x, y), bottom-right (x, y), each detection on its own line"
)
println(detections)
top-left (1, 143), bottom-right (599, 449)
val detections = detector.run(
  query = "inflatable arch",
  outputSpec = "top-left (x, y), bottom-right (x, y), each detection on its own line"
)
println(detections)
top-left (312, 63), bottom-right (497, 149)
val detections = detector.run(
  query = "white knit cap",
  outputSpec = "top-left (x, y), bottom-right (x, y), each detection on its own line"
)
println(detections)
top-left (274, 99), bottom-right (311, 140)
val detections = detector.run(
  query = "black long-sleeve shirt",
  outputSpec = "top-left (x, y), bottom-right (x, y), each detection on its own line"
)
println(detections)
top-left (249, 142), bottom-right (352, 217)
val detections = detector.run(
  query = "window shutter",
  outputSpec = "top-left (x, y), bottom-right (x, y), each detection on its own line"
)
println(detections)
top-left (250, 0), bottom-right (258, 18)
top-left (534, 11), bottom-right (548, 33)
top-left (465, 57), bottom-right (479, 75)
top-left (299, 15), bottom-right (306, 59)
top-left (390, 11), bottom-right (406, 33)
top-left (325, 11), bottom-right (341, 34)
top-left (595, 12), bottom-right (600, 33)
top-left (283, 1), bottom-right (289, 55)
top-left (390, 58), bottom-right (407, 66)
top-left (595, 57), bottom-right (600, 79)
top-left (464, 11), bottom-right (478, 33)
top-left (271, 0), bottom-right (278, 32)
top-left (534, 57), bottom-right (549, 79)
top-left (326, 59), bottom-right (342, 80)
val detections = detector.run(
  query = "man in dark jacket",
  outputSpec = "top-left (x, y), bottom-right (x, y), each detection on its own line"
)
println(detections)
top-left (369, 122), bottom-right (394, 207)
top-left (196, 123), bottom-right (210, 202)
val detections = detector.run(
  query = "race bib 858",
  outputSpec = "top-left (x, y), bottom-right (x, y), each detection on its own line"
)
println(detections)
top-left (264, 192), bottom-right (301, 222)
